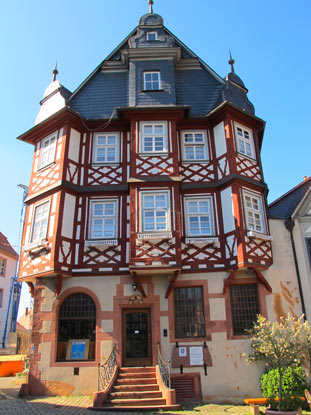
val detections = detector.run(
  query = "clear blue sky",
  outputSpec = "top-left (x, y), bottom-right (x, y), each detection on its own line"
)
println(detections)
top-left (1, 0), bottom-right (310, 316)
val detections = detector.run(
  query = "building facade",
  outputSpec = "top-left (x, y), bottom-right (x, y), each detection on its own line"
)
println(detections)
top-left (0, 232), bottom-right (18, 350)
top-left (269, 177), bottom-right (311, 321)
top-left (17, 7), bottom-right (304, 403)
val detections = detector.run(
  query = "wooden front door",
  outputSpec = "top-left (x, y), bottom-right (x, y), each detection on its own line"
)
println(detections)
top-left (122, 309), bottom-right (152, 367)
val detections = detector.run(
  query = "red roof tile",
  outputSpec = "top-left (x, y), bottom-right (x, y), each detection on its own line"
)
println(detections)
top-left (0, 232), bottom-right (18, 258)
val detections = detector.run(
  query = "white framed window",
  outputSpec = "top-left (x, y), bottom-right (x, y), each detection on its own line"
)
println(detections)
top-left (184, 197), bottom-right (214, 236)
top-left (0, 259), bottom-right (5, 277)
top-left (93, 133), bottom-right (120, 164)
top-left (141, 192), bottom-right (169, 232)
top-left (140, 122), bottom-right (168, 154)
top-left (144, 71), bottom-right (161, 90)
top-left (39, 132), bottom-right (57, 169)
top-left (89, 200), bottom-right (118, 239)
top-left (31, 201), bottom-right (50, 243)
top-left (147, 31), bottom-right (158, 41)
top-left (235, 123), bottom-right (255, 159)
top-left (181, 131), bottom-right (208, 161)
top-left (243, 191), bottom-right (265, 233)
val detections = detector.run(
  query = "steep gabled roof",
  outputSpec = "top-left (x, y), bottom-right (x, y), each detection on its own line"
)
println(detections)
top-left (268, 177), bottom-right (311, 219)
top-left (0, 232), bottom-right (18, 259)
top-left (67, 12), bottom-right (254, 120)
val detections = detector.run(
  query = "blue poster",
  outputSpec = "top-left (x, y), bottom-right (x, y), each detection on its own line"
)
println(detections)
top-left (71, 341), bottom-right (86, 359)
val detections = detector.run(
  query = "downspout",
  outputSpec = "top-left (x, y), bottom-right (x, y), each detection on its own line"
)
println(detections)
top-left (284, 219), bottom-right (306, 318)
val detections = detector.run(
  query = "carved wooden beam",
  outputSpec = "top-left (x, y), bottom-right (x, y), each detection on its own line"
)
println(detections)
top-left (165, 270), bottom-right (179, 299)
top-left (249, 266), bottom-right (272, 293)
top-left (26, 282), bottom-right (35, 297)
top-left (132, 272), bottom-right (147, 298)
top-left (55, 275), bottom-right (63, 297)
top-left (223, 270), bottom-right (237, 294)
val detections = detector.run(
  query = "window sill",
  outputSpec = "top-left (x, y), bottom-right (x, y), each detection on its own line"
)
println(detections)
top-left (246, 231), bottom-right (272, 241)
top-left (237, 152), bottom-right (256, 162)
top-left (85, 239), bottom-right (118, 248)
top-left (181, 160), bottom-right (210, 164)
top-left (137, 232), bottom-right (172, 241)
top-left (37, 161), bottom-right (56, 172)
top-left (91, 162), bottom-right (120, 166)
top-left (23, 239), bottom-right (48, 254)
top-left (185, 237), bottom-right (219, 247)
top-left (142, 89), bottom-right (164, 93)
top-left (139, 152), bottom-right (169, 157)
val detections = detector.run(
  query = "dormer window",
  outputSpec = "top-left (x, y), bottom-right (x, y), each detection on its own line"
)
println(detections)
top-left (146, 31), bottom-right (158, 41)
top-left (144, 71), bottom-right (161, 91)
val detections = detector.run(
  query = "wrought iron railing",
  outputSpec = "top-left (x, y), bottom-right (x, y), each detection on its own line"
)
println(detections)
top-left (97, 343), bottom-right (117, 392)
top-left (158, 343), bottom-right (171, 389)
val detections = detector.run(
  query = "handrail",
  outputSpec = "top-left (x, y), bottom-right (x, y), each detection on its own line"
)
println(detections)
top-left (157, 343), bottom-right (171, 389)
top-left (97, 343), bottom-right (117, 392)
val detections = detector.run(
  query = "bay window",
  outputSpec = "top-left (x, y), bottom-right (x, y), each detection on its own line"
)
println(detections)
top-left (89, 200), bottom-right (118, 239)
top-left (184, 197), bottom-right (213, 236)
top-left (141, 192), bottom-right (169, 232)
top-left (140, 122), bottom-right (168, 154)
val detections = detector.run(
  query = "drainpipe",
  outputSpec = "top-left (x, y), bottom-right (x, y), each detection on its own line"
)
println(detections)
top-left (284, 219), bottom-right (306, 318)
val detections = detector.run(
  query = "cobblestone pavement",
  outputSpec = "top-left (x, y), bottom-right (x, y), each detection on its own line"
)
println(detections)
top-left (2, 377), bottom-right (310, 415)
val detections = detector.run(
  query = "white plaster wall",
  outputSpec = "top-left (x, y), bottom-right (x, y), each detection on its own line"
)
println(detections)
top-left (213, 122), bottom-right (227, 158)
top-left (60, 276), bottom-right (120, 311)
top-left (220, 187), bottom-right (235, 233)
top-left (68, 129), bottom-right (81, 162)
top-left (0, 254), bottom-right (17, 343)
top-left (265, 219), bottom-right (303, 321)
top-left (38, 342), bottom-right (97, 395)
top-left (61, 194), bottom-right (76, 239)
top-left (295, 217), bottom-right (311, 319)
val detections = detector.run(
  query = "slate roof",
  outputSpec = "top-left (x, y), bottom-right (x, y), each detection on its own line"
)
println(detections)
top-left (67, 12), bottom-right (255, 120)
top-left (0, 232), bottom-right (18, 258)
top-left (268, 177), bottom-right (311, 219)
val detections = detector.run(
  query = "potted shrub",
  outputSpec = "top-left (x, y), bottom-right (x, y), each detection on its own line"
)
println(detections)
top-left (246, 314), bottom-right (310, 413)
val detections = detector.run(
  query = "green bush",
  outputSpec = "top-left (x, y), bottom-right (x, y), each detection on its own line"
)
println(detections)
top-left (261, 366), bottom-right (307, 410)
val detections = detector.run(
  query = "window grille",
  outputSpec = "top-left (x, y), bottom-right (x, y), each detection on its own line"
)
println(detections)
top-left (174, 287), bottom-right (205, 338)
top-left (230, 284), bottom-right (259, 335)
top-left (57, 294), bottom-right (96, 361)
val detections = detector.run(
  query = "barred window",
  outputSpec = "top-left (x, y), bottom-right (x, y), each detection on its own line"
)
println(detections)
top-left (57, 293), bottom-right (96, 361)
top-left (174, 287), bottom-right (205, 338)
top-left (230, 284), bottom-right (260, 335)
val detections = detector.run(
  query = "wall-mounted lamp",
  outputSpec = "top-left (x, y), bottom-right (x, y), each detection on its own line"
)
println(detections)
top-left (132, 282), bottom-right (137, 292)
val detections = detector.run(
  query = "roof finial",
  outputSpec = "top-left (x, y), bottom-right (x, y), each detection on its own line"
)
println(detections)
top-left (148, 0), bottom-right (154, 13)
top-left (52, 62), bottom-right (58, 82)
top-left (228, 50), bottom-right (235, 73)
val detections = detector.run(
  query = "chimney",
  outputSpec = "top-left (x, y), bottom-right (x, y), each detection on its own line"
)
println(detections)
top-left (26, 307), bottom-right (28, 316)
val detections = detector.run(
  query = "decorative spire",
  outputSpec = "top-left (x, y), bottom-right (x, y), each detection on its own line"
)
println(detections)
top-left (228, 50), bottom-right (235, 73)
top-left (148, 0), bottom-right (154, 13)
top-left (52, 62), bottom-right (58, 82)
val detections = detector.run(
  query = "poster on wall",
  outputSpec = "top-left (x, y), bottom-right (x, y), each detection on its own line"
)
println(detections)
top-left (189, 346), bottom-right (203, 366)
top-left (66, 339), bottom-right (90, 360)
top-left (178, 347), bottom-right (187, 357)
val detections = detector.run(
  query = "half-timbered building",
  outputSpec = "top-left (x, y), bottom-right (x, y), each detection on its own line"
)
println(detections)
top-left (18, 4), bottom-right (301, 406)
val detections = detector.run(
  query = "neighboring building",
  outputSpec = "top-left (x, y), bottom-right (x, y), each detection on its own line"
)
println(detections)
top-left (0, 232), bottom-right (18, 350)
top-left (269, 176), bottom-right (311, 321)
top-left (17, 5), bottom-right (303, 404)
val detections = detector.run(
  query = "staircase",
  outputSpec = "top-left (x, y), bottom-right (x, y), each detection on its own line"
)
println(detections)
top-left (93, 366), bottom-right (180, 410)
